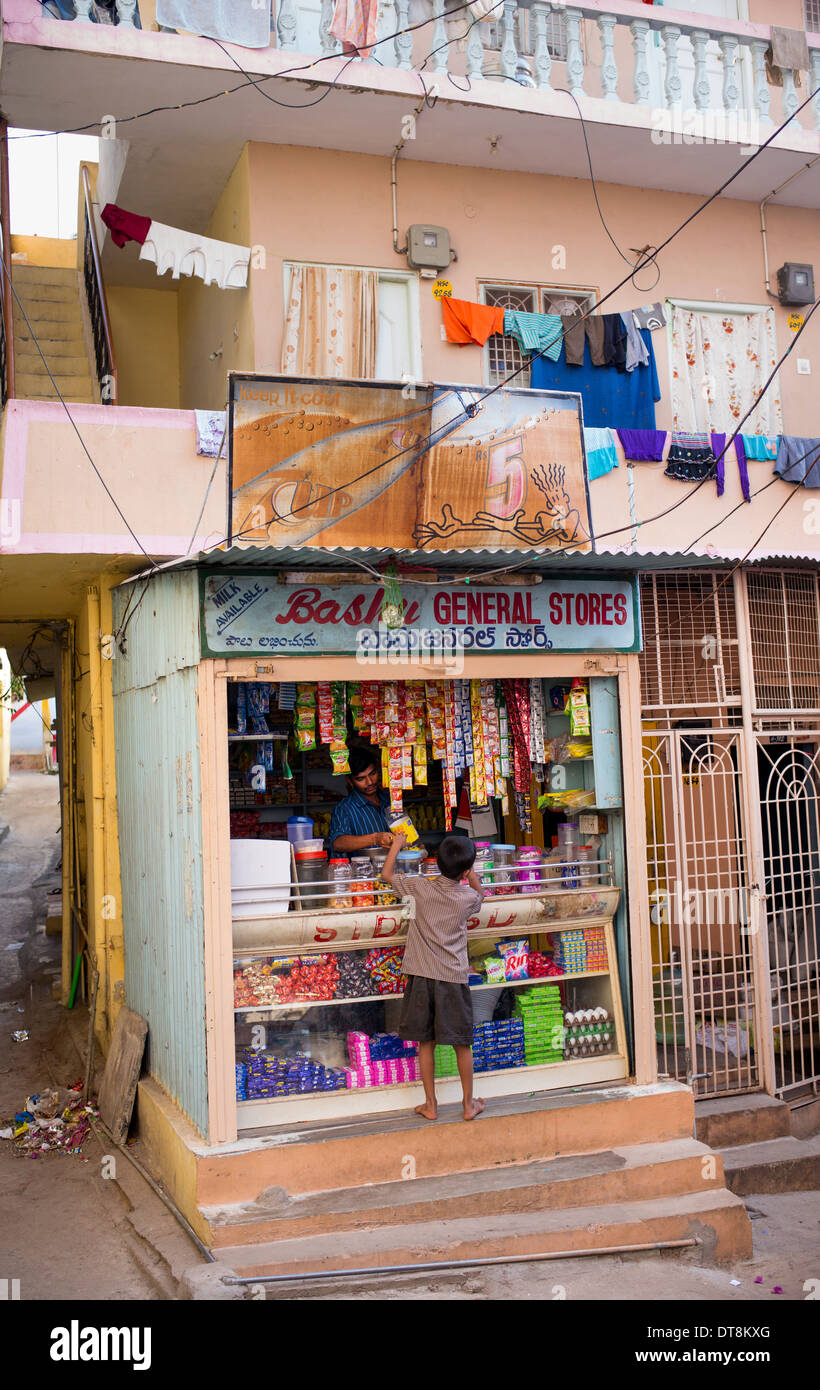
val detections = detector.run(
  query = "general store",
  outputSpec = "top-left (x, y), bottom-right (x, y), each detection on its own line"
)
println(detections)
top-left (111, 373), bottom-right (654, 1150)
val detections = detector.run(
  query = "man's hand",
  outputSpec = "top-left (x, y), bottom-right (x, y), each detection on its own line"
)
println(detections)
top-left (375, 832), bottom-right (394, 849)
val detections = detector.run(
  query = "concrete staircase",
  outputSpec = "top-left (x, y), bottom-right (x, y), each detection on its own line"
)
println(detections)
top-left (135, 1079), bottom-right (753, 1278)
top-left (696, 1094), bottom-right (820, 1196)
top-left (11, 264), bottom-right (96, 403)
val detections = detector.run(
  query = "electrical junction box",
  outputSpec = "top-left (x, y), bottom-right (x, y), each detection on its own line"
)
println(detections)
top-left (406, 224), bottom-right (451, 273)
top-left (776, 262), bottom-right (815, 306)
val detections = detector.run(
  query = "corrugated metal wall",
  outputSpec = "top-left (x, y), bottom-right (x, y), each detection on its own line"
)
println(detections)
top-left (112, 570), bottom-right (209, 1137)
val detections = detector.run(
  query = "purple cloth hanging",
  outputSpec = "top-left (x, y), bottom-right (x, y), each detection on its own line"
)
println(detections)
top-left (616, 428), bottom-right (667, 461)
top-left (732, 437), bottom-right (752, 503)
top-left (711, 432), bottom-right (726, 497)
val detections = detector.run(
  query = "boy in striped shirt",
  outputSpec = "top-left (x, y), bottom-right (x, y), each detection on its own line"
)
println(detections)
top-left (383, 833), bottom-right (485, 1121)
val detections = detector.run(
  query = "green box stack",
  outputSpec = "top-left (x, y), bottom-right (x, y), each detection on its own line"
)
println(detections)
top-left (434, 1045), bottom-right (459, 1078)
top-left (514, 985), bottom-right (565, 1064)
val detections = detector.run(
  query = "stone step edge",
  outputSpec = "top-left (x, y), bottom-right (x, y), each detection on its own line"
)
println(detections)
top-left (201, 1138), bottom-right (719, 1228)
top-left (213, 1187), bottom-right (750, 1272)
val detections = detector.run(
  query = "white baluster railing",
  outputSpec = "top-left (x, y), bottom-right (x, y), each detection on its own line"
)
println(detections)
top-left (115, 0), bottom-right (137, 25)
top-left (598, 14), bottom-right (618, 103)
top-left (45, 1), bottom-right (820, 141)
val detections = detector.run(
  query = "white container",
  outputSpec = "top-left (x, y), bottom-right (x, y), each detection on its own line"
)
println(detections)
top-left (230, 839), bottom-right (291, 919)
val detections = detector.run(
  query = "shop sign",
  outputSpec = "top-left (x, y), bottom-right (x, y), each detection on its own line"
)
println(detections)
top-left (201, 573), bottom-right (640, 657)
top-left (228, 374), bottom-right (593, 556)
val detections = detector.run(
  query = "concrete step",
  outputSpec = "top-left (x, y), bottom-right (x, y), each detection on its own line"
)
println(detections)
top-left (212, 1187), bottom-right (752, 1276)
top-left (192, 1082), bottom-right (698, 1210)
top-left (203, 1138), bottom-right (727, 1249)
top-left (695, 1094), bottom-right (791, 1149)
top-left (13, 318), bottom-right (85, 343)
top-left (11, 264), bottom-right (79, 287)
top-left (720, 1133), bottom-right (820, 1195)
top-left (20, 391), bottom-right (95, 405)
top-left (12, 298), bottom-right (82, 324)
top-left (16, 371), bottom-right (94, 400)
top-left (16, 351), bottom-right (90, 378)
top-left (789, 1096), bottom-right (820, 1140)
top-left (11, 333), bottom-right (86, 357)
top-left (13, 281), bottom-right (78, 303)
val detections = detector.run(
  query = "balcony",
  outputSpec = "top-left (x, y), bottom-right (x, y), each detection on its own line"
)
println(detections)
top-left (2, 0), bottom-right (819, 221)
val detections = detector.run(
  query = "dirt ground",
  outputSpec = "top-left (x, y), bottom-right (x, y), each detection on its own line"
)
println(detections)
top-left (1, 769), bottom-right (817, 1305)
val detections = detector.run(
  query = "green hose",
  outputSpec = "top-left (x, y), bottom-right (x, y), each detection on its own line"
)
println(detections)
top-left (67, 949), bottom-right (83, 1009)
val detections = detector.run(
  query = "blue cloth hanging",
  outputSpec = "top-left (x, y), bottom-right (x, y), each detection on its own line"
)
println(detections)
top-left (530, 328), bottom-right (660, 430)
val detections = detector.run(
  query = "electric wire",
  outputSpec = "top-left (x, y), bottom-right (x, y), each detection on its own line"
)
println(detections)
top-left (10, 30), bottom-right (818, 615)
top-left (215, 295), bottom-right (820, 587)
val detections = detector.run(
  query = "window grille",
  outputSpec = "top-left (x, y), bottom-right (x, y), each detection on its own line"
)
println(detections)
top-left (747, 570), bottom-right (820, 713)
top-left (639, 572), bottom-right (741, 713)
top-left (484, 8), bottom-right (569, 60)
top-left (479, 282), bottom-right (596, 387)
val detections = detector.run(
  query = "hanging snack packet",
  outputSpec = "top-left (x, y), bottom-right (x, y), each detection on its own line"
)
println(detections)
top-left (235, 683), bottom-right (247, 733)
top-left (296, 728), bottom-right (316, 752)
top-left (484, 957), bottom-right (506, 984)
top-left (330, 746), bottom-right (350, 774)
top-left (499, 939), bottom-right (530, 981)
top-left (296, 683), bottom-right (316, 707)
top-left (413, 740), bottom-right (428, 786)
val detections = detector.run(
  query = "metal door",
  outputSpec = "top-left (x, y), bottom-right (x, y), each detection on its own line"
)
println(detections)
top-left (756, 734), bottom-right (820, 1100)
top-left (643, 726), bottom-right (760, 1096)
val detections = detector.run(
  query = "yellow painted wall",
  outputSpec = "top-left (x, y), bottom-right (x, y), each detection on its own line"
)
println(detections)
top-left (107, 287), bottom-right (181, 409)
top-left (11, 235), bottom-right (76, 269)
top-left (177, 145), bottom-right (254, 411)
top-left (0, 649), bottom-right (11, 791)
top-left (68, 578), bottom-right (125, 1050)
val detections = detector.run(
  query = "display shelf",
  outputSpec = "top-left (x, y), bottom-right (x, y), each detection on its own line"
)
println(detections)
top-left (233, 969), bottom-right (610, 1013)
top-left (236, 1051), bottom-right (629, 1126)
top-left (228, 733), bottom-right (290, 742)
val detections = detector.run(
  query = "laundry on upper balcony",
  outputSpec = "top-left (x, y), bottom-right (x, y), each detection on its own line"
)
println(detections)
top-left (101, 204), bottom-right (152, 249)
top-left (155, 0), bottom-right (272, 48)
top-left (331, 0), bottom-right (380, 57)
top-left (139, 222), bottom-right (251, 290)
top-left (441, 297), bottom-right (505, 346)
top-left (775, 438), bottom-right (820, 489)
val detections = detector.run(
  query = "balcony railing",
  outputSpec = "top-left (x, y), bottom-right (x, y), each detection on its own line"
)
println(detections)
top-left (52, 2), bottom-right (820, 132)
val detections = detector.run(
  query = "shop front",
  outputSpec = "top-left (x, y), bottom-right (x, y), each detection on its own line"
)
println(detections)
top-left (206, 569), bottom-right (645, 1131)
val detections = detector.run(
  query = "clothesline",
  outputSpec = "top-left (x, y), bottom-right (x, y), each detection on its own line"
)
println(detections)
top-left (583, 427), bottom-right (820, 494)
top-left (101, 202), bottom-right (250, 291)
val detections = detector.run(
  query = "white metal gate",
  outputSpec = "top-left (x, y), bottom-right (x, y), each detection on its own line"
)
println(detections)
top-left (643, 725), bottom-right (760, 1097)
top-left (756, 733), bottom-right (820, 1099)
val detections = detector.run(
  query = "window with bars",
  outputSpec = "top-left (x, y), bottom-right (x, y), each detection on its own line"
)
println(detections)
top-left (639, 572), bottom-right (741, 714)
top-left (479, 281), bottom-right (596, 387)
top-left (805, 0), bottom-right (820, 33)
top-left (747, 570), bottom-right (820, 712)
top-left (484, 8), bottom-right (569, 61)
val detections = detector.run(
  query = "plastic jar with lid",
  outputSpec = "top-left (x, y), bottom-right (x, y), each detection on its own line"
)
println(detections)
top-left (328, 858), bottom-right (353, 909)
top-left (473, 842), bottom-right (495, 892)
top-left (396, 849), bottom-right (424, 876)
top-left (294, 849), bottom-right (328, 910)
top-left (557, 821), bottom-right (580, 889)
top-left (349, 855), bottom-right (375, 908)
top-left (516, 847), bottom-right (543, 894)
top-left (494, 844), bottom-right (517, 895)
top-left (421, 857), bottom-right (439, 878)
top-left (577, 845), bottom-right (598, 884)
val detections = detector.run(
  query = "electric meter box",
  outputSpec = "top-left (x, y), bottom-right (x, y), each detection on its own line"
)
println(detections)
top-left (406, 224), bottom-right (451, 272)
top-left (776, 262), bottom-right (815, 306)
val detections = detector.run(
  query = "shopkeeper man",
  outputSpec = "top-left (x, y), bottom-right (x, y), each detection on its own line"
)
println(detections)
top-left (327, 747), bottom-right (394, 855)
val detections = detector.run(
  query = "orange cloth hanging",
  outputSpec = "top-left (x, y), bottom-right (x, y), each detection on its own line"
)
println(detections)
top-left (441, 297), bottom-right (505, 346)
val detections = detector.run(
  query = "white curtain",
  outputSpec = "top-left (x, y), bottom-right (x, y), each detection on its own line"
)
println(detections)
top-left (670, 305), bottom-right (783, 436)
top-left (280, 265), bottom-right (378, 378)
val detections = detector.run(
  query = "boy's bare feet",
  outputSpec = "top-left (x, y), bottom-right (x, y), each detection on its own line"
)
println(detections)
top-left (463, 1097), bottom-right (485, 1121)
top-left (414, 1102), bottom-right (438, 1120)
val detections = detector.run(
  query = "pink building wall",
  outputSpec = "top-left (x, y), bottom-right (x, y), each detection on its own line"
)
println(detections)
top-left (247, 143), bottom-right (820, 436)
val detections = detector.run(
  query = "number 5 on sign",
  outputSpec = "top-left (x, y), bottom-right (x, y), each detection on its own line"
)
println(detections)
top-left (484, 435), bottom-right (526, 518)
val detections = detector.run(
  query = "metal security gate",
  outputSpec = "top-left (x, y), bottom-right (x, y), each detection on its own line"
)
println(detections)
top-left (643, 726), bottom-right (760, 1097)
top-left (756, 735), bottom-right (820, 1099)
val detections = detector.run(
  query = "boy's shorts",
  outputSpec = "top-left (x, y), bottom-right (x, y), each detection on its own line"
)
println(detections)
top-left (398, 975), bottom-right (474, 1046)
